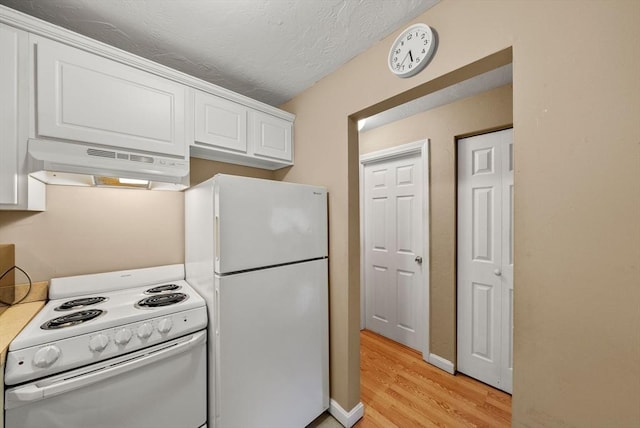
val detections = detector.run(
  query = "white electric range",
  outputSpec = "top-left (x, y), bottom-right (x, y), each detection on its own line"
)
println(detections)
top-left (4, 264), bottom-right (208, 428)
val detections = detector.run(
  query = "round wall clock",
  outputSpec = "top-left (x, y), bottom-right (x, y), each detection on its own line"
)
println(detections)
top-left (388, 23), bottom-right (435, 78)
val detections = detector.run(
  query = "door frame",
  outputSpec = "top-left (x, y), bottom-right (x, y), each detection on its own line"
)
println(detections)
top-left (359, 139), bottom-right (430, 361)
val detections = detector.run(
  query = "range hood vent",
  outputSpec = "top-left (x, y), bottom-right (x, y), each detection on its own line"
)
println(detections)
top-left (28, 139), bottom-right (189, 191)
top-left (87, 148), bottom-right (117, 159)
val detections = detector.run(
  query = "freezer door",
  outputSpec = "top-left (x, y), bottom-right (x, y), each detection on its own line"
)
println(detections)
top-left (214, 259), bottom-right (329, 427)
top-left (215, 174), bottom-right (327, 274)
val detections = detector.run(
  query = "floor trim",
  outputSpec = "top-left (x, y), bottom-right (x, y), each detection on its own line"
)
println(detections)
top-left (428, 353), bottom-right (455, 374)
top-left (329, 399), bottom-right (364, 428)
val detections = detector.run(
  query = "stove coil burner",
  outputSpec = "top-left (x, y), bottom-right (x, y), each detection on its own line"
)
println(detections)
top-left (144, 284), bottom-right (181, 294)
top-left (136, 293), bottom-right (188, 309)
top-left (41, 309), bottom-right (105, 330)
top-left (54, 296), bottom-right (108, 311)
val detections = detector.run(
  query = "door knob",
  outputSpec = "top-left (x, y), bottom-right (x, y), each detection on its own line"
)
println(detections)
top-left (415, 256), bottom-right (423, 264)
top-left (494, 269), bottom-right (502, 276)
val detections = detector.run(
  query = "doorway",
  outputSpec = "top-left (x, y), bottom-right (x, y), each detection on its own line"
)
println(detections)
top-left (360, 141), bottom-right (429, 355)
top-left (457, 128), bottom-right (514, 393)
top-left (351, 52), bottom-right (514, 425)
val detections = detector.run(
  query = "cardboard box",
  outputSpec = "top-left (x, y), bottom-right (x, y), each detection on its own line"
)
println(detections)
top-left (0, 244), bottom-right (15, 305)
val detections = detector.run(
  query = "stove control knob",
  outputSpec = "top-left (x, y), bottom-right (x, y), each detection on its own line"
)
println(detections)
top-left (33, 345), bottom-right (61, 368)
top-left (157, 318), bottom-right (173, 334)
top-left (137, 323), bottom-right (153, 339)
top-left (89, 334), bottom-right (109, 352)
top-left (114, 328), bottom-right (133, 346)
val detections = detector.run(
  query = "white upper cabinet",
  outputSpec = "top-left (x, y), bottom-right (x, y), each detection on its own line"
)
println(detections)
top-left (0, 23), bottom-right (44, 211)
top-left (0, 5), bottom-right (296, 204)
top-left (191, 89), bottom-right (293, 170)
top-left (250, 110), bottom-right (293, 163)
top-left (33, 37), bottom-right (188, 157)
top-left (194, 91), bottom-right (248, 153)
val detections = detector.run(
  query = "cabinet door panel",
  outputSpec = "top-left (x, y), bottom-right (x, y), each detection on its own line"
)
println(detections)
top-left (35, 37), bottom-right (186, 157)
top-left (194, 91), bottom-right (247, 152)
top-left (251, 111), bottom-right (293, 162)
top-left (0, 24), bottom-right (20, 205)
top-left (0, 24), bottom-right (45, 211)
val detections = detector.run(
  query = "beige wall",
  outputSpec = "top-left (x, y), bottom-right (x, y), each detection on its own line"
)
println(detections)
top-left (0, 185), bottom-right (184, 282)
top-left (0, 158), bottom-right (272, 284)
top-left (279, 0), bottom-right (640, 426)
top-left (359, 84), bottom-right (513, 362)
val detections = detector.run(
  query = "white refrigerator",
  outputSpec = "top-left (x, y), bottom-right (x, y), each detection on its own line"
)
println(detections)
top-left (185, 174), bottom-right (329, 428)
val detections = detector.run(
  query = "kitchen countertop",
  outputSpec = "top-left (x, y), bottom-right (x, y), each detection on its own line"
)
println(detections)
top-left (0, 302), bottom-right (45, 366)
top-left (0, 281), bottom-right (48, 366)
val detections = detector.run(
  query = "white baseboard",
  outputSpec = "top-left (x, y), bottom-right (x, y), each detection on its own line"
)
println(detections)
top-left (329, 399), bottom-right (364, 428)
top-left (428, 353), bottom-right (455, 374)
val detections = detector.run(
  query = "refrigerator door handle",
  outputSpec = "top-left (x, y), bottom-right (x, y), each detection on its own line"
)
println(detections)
top-left (215, 287), bottom-right (220, 336)
top-left (215, 215), bottom-right (220, 263)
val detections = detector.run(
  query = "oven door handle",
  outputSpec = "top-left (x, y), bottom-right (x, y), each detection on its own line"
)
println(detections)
top-left (5, 330), bottom-right (206, 408)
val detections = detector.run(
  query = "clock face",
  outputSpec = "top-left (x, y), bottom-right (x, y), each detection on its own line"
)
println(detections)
top-left (388, 23), bottom-right (435, 78)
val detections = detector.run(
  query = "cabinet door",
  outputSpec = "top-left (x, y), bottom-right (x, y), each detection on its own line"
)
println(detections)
top-left (194, 91), bottom-right (247, 152)
top-left (0, 24), bottom-right (45, 211)
top-left (35, 37), bottom-right (187, 157)
top-left (250, 111), bottom-right (293, 162)
top-left (0, 24), bottom-right (21, 206)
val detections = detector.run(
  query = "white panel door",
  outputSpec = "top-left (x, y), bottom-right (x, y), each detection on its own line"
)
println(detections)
top-left (363, 154), bottom-right (424, 351)
top-left (34, 37), bottom-right (187, 157)
top-left (457, 128), bottom-right (513, 393)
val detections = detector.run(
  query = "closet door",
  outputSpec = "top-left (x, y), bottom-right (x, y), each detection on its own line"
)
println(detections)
top-left (457, 128), bottom-right (513, 393)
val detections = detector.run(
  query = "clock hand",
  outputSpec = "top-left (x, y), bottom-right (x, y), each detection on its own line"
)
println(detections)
top-left (401, 51), bottom-right (410, 65)
top-left (409, 50), bottom-right (413, 62)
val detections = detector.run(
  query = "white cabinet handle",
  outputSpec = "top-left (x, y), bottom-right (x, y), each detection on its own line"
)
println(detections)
top-left (494, 269), bottom-right (502, 276)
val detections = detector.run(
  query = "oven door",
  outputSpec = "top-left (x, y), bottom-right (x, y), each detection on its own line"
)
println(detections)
top-left (5, 331), bottom-right (207, 428)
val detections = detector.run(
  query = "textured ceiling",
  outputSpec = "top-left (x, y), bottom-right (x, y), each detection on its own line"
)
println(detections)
top-left (1, 0), bottom-right (439, 106)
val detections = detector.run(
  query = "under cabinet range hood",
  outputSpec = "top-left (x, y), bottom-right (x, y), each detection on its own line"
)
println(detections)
top-left (28, 139), bottom-right (190, 190)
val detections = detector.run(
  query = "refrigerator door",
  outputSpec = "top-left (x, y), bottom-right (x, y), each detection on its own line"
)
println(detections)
top-left (214, 174), bottom-right (327, 274)
top-left (214, 259), bottom-right (329, 427)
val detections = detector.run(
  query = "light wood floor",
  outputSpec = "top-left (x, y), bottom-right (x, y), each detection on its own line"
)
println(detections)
top-left (356, 330), bottom-right (511, 427)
